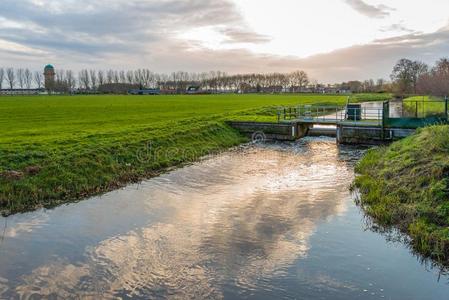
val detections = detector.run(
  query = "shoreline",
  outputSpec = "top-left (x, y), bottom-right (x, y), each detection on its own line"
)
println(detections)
top-left (0, 122), bottom-right (248, 216)
top-left (354, 125), bottom-right (449, 265)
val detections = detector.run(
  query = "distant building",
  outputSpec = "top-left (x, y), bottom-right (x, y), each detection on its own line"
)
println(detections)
top-left (159, 81), bottom-right (202, 94)
top-left (98, 83), bottom-right (139, 94)
top-left (44, 64), bottom-right (55, 91)
top-left (128, 88), bottom-right (161, 95)
top-left (0, 88), bottom-right (45, 95)
top-left (186, 85), bottom-right (201, 94)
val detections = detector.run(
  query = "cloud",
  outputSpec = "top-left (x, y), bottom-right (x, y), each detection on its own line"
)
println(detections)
top-left (0, 0), bottom-right (244, 58)
top-left (140, 25), bottom-right (449, 82)
top-left (380, 23), bottom-right (415, 34)
top-left (219, 28), bottom-right (272, 44)
top-left (0, 0), bottom-right (448, 83)
top-left (2, 26), bottom-right (449, 83)
top-left (344, 0), bottom-right (394, 18)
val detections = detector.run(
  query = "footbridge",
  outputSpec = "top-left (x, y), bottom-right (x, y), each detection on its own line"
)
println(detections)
top-left (229, 99), bottom-right (448, 144)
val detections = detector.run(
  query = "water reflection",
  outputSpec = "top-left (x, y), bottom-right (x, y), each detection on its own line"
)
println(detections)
top-left (1, 138), bottom-right (448, 299)
top-left (0, 138), bottom-right (351, 299)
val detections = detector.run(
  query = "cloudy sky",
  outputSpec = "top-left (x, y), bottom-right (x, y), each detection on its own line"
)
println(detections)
top-left (1, 0), bottom-right (449, 82)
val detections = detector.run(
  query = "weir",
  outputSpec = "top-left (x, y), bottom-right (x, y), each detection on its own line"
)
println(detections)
top-left (229, 99), bottom-right (449, 144)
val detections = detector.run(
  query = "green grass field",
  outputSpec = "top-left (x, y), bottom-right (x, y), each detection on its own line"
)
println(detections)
top-left (403, 96), bottom-right (447, 118)
top-left (0, 93), bottom-right (390, 214)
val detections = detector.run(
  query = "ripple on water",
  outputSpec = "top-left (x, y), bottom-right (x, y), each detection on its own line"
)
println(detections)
top-left (1, 138), bottom-right (448, 299)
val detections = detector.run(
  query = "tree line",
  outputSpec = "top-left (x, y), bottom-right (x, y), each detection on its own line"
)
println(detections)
top-left (0, 67), bottom-right (390, 94)
top-left (1, 58), bottom-right (448, 96)
top-left (0, 68), bottom-right (44, 90)
top-left (0, 68), bottom-right (312, 93)
top-left (390, 58), bottom-right (449, 97)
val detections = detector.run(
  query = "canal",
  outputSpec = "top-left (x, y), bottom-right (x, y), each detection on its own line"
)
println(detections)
top-left (0, 137), bottom-right (448, 299)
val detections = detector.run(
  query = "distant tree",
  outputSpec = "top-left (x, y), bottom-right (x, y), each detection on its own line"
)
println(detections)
top-left (290, 70), bottom-right (309, 91)
top-left (126, 70), bottom-right (134, 84)
top-left (113, 70), bottom-right (120, 84)
top-left (134, 69), bottom-right (144, 88)
top-left (417, 58), bottom-right (449, 97)
top-left (119, 70), bottom-right (126, 84)
top-left (376, 78), bottom-right (385, 91)
top-left (89, 70), bottom-right (97, 90)
top-left (391, 59), bottom-right (428, 94)
top-left (97, 70), bottom-right (105, 86)
top-left (6, 68), bottom-right (15, 89)
top-left (65, 70), bottom-right (76, 92)
top-left (53, 69), bottom-right (68, 93)
top-left (33, 71), bottom-right (43, 89)
top-left (432, 58), bottom-right (449, 96)
top-left (106, 70), bottom-right (114, 84)
top-left (78, 69), bottom-right (90, 90)
top-left (24, 69), bottom-right (32, 89)
top-left (17, 68), bottom-right (25, 89)
top-left (346, 81), bottom-right (362, 93)
top-left (0, 68), bottom-right (4, 89)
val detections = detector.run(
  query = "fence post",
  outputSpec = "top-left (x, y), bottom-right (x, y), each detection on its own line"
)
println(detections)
top-left (378, 108), bottom-right (380, 126)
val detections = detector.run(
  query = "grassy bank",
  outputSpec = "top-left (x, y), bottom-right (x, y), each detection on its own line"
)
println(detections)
top-left (0, 93), bottom-right (389, 215)
top-left (354, 125), bottom-right (449, 263)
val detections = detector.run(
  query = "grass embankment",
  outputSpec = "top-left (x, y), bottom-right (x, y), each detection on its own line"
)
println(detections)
top-left (0, 93), bottom-right (390, 215)
top-left (354, 125), bottom-right (449, 263)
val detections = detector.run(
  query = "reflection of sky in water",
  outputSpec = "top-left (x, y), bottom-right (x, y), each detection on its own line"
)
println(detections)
top-left (1, 138), bottom-right (448, 299)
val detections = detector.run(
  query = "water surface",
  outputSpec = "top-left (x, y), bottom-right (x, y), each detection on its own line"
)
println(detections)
top-left (0, 138), bottom-right (448, 299)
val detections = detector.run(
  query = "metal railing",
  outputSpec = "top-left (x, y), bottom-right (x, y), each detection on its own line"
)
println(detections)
top-left (398, 99), bottom-right (448, 119)
top-left (278, 104), bottom-right (384, 126)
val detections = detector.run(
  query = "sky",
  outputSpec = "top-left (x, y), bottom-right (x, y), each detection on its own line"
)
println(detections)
top-left (1, 0), bottom-right (449, 82)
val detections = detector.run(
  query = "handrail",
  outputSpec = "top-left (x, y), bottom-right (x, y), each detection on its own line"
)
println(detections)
top-left (279, 104), bottom-right (383, 126)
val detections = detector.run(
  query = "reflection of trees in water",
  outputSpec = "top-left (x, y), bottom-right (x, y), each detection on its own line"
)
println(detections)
top-left (11, 141), bottom-right (354, 299)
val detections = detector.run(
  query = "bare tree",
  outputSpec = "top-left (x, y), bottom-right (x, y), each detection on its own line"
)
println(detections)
top-left (290, 70), bottom-right (309, 92)
top-left (106, 70), bottom-right (114, 84)
top-left (6, 68), bottom-right (15, 89)
top-left (113, 70), bottom-right (122, 84)
top-left (98, 70), bottom-right (105, 86)
top-left (17, 68), bottom-right (25, 89)
top-left (0, 68), bottom-right (4, 90)
top-left (376, 78), bottom-right (385, 91)
top-left (391, 59), bottom-right (428, 94)
top-left (89, 70), bottom-right (97, 90)
top-left (55, 69), bottom-right (65, 83)
top-left (417, 58), bottom-right (449, 96)
top-left (24, 69), bottom-right (33, 89)
top-left (78, 69), bottom-right (90, 90)
top-left (34, 71), bottom-right (43, 89)
top-left (66, 70), bottom-right (76, 92)
top-left (126, 70), bottom-right (134, 84)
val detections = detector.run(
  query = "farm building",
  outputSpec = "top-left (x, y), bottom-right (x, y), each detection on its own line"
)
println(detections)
top-left (0, 88), bottom-right (45, 95)
top-left (128, 88), bottom-right (161, 95)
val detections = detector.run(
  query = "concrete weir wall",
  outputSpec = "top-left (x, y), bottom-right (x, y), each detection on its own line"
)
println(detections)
top-left (227, 121), bottom-right (309, 141)
top-left (336, 125), bottom-right (415, 145)
top-left (227, 121), bottom-right (415, 144)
